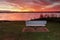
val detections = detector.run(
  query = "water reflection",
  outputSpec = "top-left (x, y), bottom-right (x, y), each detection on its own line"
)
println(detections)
top-left (0, 13), bottom-right (60, 21)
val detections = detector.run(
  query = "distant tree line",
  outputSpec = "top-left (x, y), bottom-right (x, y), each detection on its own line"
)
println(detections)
top-left (31, 14), bottom-right (60, 23)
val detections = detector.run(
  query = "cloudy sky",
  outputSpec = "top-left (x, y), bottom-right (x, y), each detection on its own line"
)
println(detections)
top-left (0, 0), bottom-right (60, 21)
top-left (0, 0), bottom-right (60, 12)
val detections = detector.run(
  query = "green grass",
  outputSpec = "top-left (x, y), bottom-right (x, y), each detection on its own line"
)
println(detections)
top-left (0, 21), bottom-right (60, 40)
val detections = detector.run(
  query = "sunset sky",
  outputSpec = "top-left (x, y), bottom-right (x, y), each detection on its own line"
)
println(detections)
top-left (0, 0), bottom-right (60, 21)
top-left (0, 0), bottom-right (60, 12)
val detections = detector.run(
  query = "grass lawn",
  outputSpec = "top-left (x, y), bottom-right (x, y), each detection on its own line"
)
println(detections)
top-left (0, 21), bottom-right (60, 40)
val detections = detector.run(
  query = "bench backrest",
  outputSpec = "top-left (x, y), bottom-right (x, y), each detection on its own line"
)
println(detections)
top-left (26, 21), bottom-right (47, 26)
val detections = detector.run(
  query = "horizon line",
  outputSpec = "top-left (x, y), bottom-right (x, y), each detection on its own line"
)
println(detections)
top-left (0, 11), bottom-right (60, 13)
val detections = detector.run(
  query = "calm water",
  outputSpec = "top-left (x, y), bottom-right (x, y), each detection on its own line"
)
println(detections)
top-left (0, 13), bottom-right (60, 21)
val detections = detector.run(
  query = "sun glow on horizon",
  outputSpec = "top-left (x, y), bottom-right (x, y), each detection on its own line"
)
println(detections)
top-left (0, 1), bottom-right (35, 12)
top-left (0, 1), bottom-right (60, 12)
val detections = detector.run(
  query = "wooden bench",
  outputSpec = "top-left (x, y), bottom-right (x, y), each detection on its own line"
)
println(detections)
top-left (22, 20), bottom-right (48, 32)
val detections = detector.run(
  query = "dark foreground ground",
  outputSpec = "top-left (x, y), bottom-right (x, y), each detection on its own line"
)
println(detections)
top-left (0, 21), bottom-right (60, 40)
